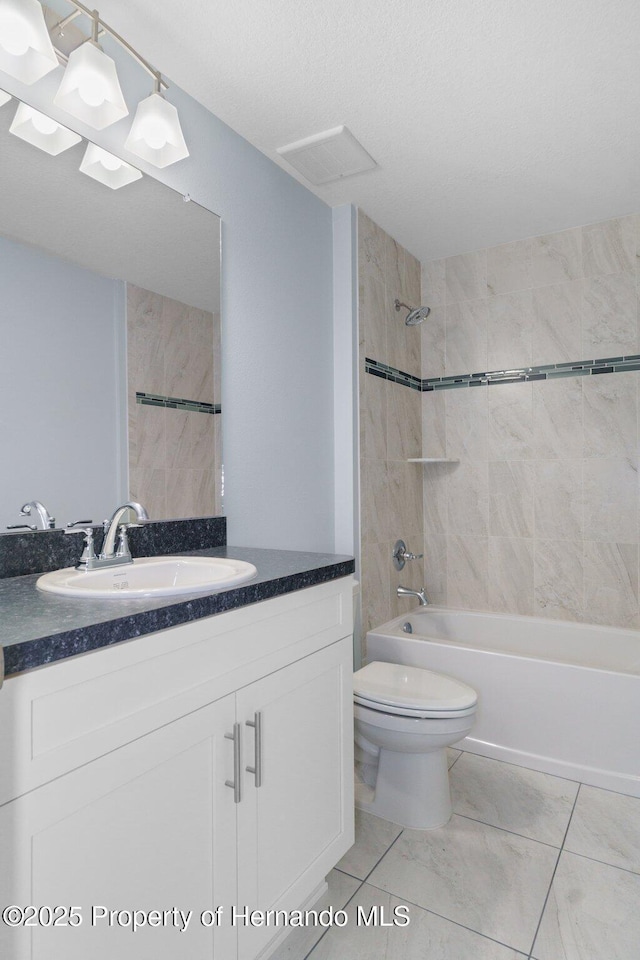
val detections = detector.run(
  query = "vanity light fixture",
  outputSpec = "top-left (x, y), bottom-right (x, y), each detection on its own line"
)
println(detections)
top-left (79, 141), bottom-right (141, 189)
top-left (124, 85), bottom-right (189, 168)
top-left (53, 11), bottom-right (128, 130)
top-left (0, 88), bottom-right (11, 105)
top-left (9, 100), bottom-right (81, 153)
top-left (0, 0), bottom-right (58, 84)
top-left (0, 1), bottom-right (189, 174)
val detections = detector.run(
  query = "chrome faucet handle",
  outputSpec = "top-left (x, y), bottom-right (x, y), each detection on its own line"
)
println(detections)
top-left (6, 523), bottom-right (38, 531)
top-left (115, 525), bottom-right (133, 560)
top-left (392, 539), bottom-right (425, 570)
top-left (66, 520), bottom-right (94, 529)
top-left (75, 529), bottom-right (97, 570)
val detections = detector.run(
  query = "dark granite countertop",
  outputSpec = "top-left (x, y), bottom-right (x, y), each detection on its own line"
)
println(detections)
top-left (0, 546), bottom-right (355, 677)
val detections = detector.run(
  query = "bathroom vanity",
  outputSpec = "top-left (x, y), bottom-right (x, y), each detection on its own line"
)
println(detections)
top-left (0, 547), bottom-right (355, 960)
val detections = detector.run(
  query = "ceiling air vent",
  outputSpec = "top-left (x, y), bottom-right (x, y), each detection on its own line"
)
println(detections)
top-left (276, 126), bottom-right (377, 185)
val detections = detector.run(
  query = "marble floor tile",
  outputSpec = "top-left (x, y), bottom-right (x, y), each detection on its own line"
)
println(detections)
top-left (451, 754), bottom-right (578, 847)
top-left (307, 882), bottom-right (524, 959)
top-left (564, 785), bottom-right (640, 874)
top-left (336, 809), bottom-right (403, 880)
top-left (532, 851), bottom-right (640, 960)
top-left (269, 869), bottom-right (361, 960)
top-left (367, 815), bottom-right (558, 954)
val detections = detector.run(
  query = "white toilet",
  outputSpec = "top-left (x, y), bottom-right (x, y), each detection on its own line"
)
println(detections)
top-left (353, 661), bottom-right (477, 830)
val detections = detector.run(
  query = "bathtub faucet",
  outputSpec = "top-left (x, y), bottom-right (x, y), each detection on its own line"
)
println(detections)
top-left (397, 585), bottom-right (429, 607)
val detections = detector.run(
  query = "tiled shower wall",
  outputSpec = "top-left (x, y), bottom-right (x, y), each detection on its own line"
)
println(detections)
top-left (127, 284), bottom-right (222, 521)
top-left (358, 211), bottom-right (425, 651)
top-left (421, 214), bottom-right (640, 628)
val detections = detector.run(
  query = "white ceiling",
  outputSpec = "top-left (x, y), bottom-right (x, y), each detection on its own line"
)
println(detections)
top-left (93, 0), bottom-right (640, 263)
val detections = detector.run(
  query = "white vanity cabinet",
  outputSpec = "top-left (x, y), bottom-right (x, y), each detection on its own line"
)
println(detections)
top-left (0, 577), bottom-right (355, 960)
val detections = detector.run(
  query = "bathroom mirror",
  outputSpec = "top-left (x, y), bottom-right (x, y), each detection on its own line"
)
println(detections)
top-left (0, 98), bottom-right (221, 531)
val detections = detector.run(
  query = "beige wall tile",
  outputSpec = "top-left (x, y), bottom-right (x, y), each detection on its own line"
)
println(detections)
top-left (487, 229), bottom-right (581, 296)
top-left (129, 466), bottom-right (166, 521)
top-left (387, 383), bottom-right (422, 460)
top-left (422, 391), bottom-right (446, 459)
top-left (534, 460), bottom-right (584, 541)
top-left (533, 378), bottom-right (583, 460)
top-left (534, 539), bottom-right (584, 621)
top-left (127, 285), bottom-right (219, 522)
top-left (421, 304), bottom-right (446, 378)
top-left (583, 459), bottom-right (639, 542)
top-left (446, 387), bottom-right (488, 459)
top-left (388, 306), bottom-right (421, 377)
top-left (129, 403), bottom-right (166, 469)
top-left (582, 271), bottom-right (638, 358)
top-left (424, 534), bottom-right (447, 606)
top-left (362, 372), bottom-right (389, 461)
top-left (488, 537), bottom-right (534, 615)
top-left (487, 290), bottom-right (534, 370)
top-left (531, 279), bottom-right (584, 365)
top-left (446, 299), bottom-right (488, 376)
top-left (388, 459), bottom-right (423, 544)
top-left (358, 209), bottom-right (386, 285)
top-left (421, 258), bottom-right (446, 308)
top-left (583, 371), bottom-right (637, 460)
top-left (359, 272), bottom-right (387, 362)
top-left (489, 460), bottom-right (534, 538)
top-left (583, 541), bottom-right (639, 628)
top-left (447, 536), bottom-right (489, 610)
top-left (447, 461), bottom-right (489, 537)
top-left (582, 216), bottom-right (638, 278)
top-left (488, 382), bottom-right (533, 460)
top-left (361, 458), bottom-right (390, 545)
top-left (361, 541), bottom-right (392, 632)
top-left (423, 471), bottom-right (448, 537)
top-left (445, 250), bottom-right (487, 303)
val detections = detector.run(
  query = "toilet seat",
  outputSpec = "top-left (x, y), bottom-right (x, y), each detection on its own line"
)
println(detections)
top-left (353, 661), bottom-right (477, 719)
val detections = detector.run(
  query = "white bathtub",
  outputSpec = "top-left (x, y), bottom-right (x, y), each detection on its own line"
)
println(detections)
top-left (366, 607), bottom-right (640, 797)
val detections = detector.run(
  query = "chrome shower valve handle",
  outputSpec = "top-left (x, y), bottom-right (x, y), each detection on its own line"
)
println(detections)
top-left (392, 539), bottom-right (424, 571)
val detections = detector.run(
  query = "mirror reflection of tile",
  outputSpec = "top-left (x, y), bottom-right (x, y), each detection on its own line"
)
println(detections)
top-left (127, 284), bottom-right (222, 520)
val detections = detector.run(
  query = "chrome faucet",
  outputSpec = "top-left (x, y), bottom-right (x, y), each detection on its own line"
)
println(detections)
top-left (6, 501), bottom-right (56, 531)
top-left (75, 501), bottom-right (149, 572)
top-left (397, 585), bottom-right (429, 607)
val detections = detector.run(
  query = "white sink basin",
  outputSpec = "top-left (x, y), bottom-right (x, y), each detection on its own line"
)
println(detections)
top-left (36, 556), bottom-right (258, 599)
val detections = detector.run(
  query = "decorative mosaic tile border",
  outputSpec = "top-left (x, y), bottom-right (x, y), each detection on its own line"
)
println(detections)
top-left (136, 391), bottom-right (221, 414)
top-left (365, 354), bottom-right (640, 393)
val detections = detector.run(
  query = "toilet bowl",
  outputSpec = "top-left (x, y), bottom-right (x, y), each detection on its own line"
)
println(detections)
top-left (353, 661), bottom-right (477, 830)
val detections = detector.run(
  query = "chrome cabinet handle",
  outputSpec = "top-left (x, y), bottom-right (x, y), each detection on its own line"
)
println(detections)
top-left (224, 723), bottom-right (242, 803)
top-left (245, 712), bottom-right (263, 788)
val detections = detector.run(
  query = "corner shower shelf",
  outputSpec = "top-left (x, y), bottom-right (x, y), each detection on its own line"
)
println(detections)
top-left (407, 458), bottom-right (459, 463)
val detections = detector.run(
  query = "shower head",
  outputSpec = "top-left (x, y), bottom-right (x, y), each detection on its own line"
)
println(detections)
top-left (394, 299), bottom-right (431, 326)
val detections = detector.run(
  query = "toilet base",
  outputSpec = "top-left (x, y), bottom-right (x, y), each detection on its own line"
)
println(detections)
top-left (355, 745), bottom-right (451, 830)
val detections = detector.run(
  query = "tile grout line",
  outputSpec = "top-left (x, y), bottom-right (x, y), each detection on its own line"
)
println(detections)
top-left (526, 782), bottom-right (583, 959)
top-left (362, 877), bottom-right (530, 958)
top-left (301, 878), bottom-right (366, 960)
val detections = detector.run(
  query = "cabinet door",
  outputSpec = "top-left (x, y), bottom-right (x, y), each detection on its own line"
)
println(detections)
top-left (0, 695), bottom-right (238, 960)
top-left (236, 637), bottom-right (354, 960)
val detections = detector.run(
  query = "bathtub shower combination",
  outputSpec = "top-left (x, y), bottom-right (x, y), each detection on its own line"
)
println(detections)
top-left (365, 607), bottom-right (640, 799)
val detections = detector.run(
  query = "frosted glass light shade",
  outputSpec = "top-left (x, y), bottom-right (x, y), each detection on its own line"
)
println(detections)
top-left (124, 92), bottom-right (189, 167)
top-left (0, 0), bottom-right (59, 84)
top-left (54, 41), bottom-right (128, 130)
top-left (10, 102), bottom-right (82, 155)
top-left (79, 142), bottom-right (142, 189)
top-left (0, 89), bottom-right (11, 106)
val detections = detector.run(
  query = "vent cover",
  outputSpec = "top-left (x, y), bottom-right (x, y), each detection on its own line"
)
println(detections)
top-left (277, 126), bottom-right (377, 185)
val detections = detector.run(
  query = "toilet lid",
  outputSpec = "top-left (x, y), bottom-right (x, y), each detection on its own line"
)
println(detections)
top-left (353, 661), bottom-right (477, 713)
